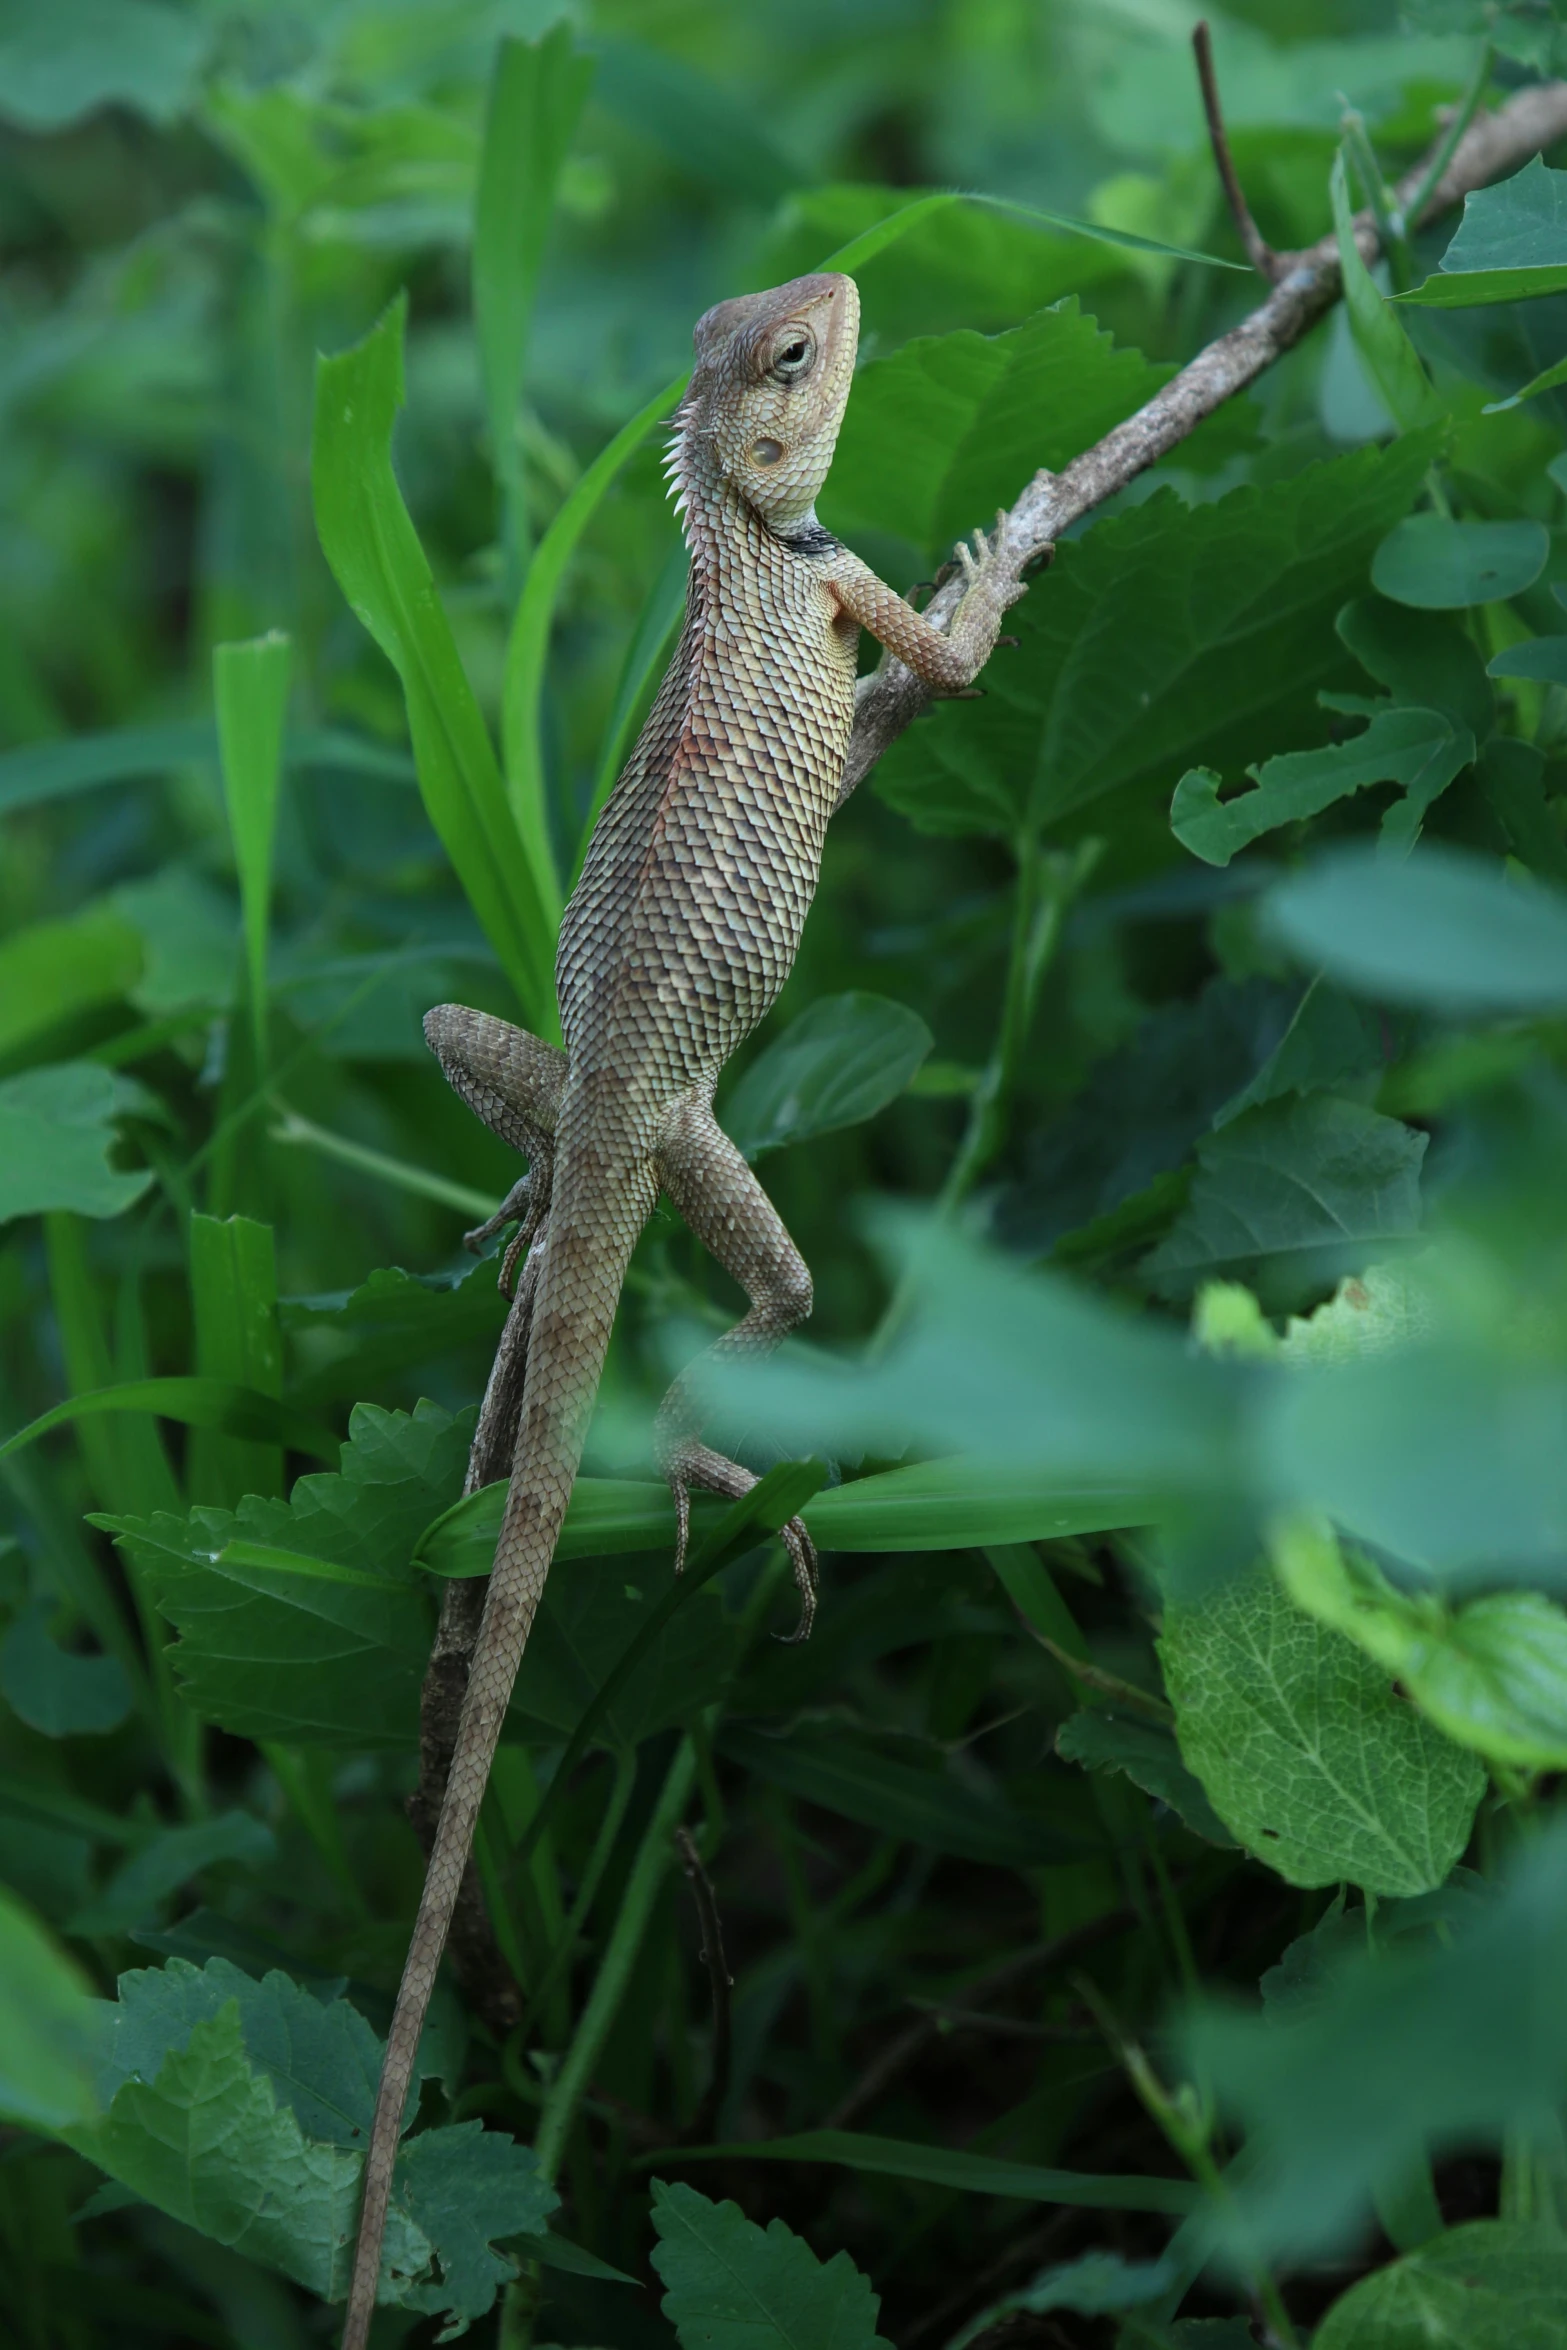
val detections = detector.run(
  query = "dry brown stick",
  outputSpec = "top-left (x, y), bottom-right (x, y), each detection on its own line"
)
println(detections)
top-left (839, 75), bottom-right (1567, 805)
top-left (1193, 19), bottom-right (1281, 280)
top-left (823, 1901), bottom-right (1138, 2131)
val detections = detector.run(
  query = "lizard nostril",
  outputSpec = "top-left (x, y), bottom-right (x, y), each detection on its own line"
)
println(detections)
top-left (752, 438), bottom-right (784, 465)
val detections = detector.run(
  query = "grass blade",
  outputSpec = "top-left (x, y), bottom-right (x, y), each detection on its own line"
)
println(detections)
top-left (311, 294), bottom-right (560, 1028)
top-left (188, 1213), bottom-right (283, 1508)
top-left (649, 2129), bottom-right (1199, 2212)
top-left (213, 633), bottom-right (290, 1072)
top-left (1, 1379), bottom-right (338, 1466)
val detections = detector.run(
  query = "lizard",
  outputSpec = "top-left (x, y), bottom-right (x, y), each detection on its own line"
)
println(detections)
top-left (341, 267), bottom-right (1022, 2346)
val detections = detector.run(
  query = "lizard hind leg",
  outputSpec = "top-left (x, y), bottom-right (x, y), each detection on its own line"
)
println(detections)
top-left (652, 1098), bottom-right (818, 1638)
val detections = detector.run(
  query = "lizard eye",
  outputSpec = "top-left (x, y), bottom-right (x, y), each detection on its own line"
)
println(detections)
top-left (768, 331), bottom-right (815, 384)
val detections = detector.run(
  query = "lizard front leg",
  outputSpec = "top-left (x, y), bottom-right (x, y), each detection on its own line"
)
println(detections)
top-left (424, 1004), bottom-right (566, 1294)
top-left (824, 521), bottom-right (1024, 694)
top-left (652, 1096), bottom-right (818, 1636)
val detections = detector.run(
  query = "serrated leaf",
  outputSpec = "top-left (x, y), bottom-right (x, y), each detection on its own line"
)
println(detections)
top-left (1159, 1566), bottom-right (1484, 1894)
top-left (649, 2178), bottom-right (891, 2350)
top-left (1056, 1711), bottom-right (1235, 1846)
top-left (1171, 706), bottom-right (1473, 867)
top-left (1315, 2220), bottom-right (1567, 2349)
top-left (1215, 982), bottom-right (1391, 1130)
top-left (823, 301), bottom-right (1167, 562)
top-left (873, 436), bottom-right (1435, 840)
top-left (0, 1062), bottom-right (154, 1224)
top-left (1400, 155), bottom-right (1567, 306)
top-left (1143, 1096), bottom-right (1427, 1308)
top-left (722, 993), bottom-right (932, 1162)
top-left (282, 1261), bottom-right (507, 1404)
top-left (396, 2124), bottom-right (557, 2326)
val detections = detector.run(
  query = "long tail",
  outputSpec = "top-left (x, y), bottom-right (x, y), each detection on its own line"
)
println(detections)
top-left (341, 1120), bottom-right (656, 2346)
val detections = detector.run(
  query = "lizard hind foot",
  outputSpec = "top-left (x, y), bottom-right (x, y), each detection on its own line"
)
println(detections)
top-left (661, 1442), bottom-right (819, 1639)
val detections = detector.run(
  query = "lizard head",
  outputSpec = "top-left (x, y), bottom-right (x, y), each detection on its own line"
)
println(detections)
top-left (672, 271), bottom-right (859, 531)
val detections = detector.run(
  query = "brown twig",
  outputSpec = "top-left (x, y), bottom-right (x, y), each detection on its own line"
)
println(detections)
top-left (676, 1826), bottom-right (734, 2144)
top-left (824, 1902), bottom-right (1138, 2130)
top-left (1193, 21), bottom-right (1280, 280)
top-left (838, 76), bottom-right (1567, 807)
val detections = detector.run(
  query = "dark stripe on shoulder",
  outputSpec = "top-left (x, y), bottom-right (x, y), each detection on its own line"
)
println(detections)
top-left (774, 519), bottom-right (839, 558)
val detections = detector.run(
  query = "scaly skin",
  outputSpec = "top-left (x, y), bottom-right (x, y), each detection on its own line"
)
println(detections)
top-left (341, 270), bottom-right (1020, 2344)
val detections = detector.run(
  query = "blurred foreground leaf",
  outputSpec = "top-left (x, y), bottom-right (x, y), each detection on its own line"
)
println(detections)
top-left (1315, 2221), bottom-right (1567, 2348)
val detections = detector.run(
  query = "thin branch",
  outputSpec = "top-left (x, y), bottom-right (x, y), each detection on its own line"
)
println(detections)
top-left (824, 1901), bottom-right (1139, 2131)
top-left (1192, 21), bottom-right (1280, 281)
top-left (676, 1826), bottom-right (733, 2144)
top-left (839, 76), bottom-right (1567, 806)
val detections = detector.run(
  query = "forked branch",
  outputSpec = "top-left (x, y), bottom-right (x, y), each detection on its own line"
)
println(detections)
top-left (1193, 19), bottom-right (1281, 281)
top-left (840, 75), bottom-right (1567, 802)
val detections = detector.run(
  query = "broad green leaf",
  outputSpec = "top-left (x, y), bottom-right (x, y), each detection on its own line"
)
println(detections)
top-left (1278, 1263), bottom-right (1433, 1364)
top-left (669, 2132), bottom-right (1200, 2213)
top-left (0, 1886), bottom-right (97, 2129)
top-left (0, 723), bottom-right (413, 820)
top-left (1489, 635), bottom-right (1567, 686)
top-left (649, 2178), bottom-right (892, 2350)
top-left (1272, 1516), bottom-right (1567, 1772)
top-left (1160, 1567), bottom-right (1484, 1893)
top-left (283, 1260), bottom-right (507, 1405)
top-left (722, 993), bottom-right (933, 1162)
top-left (876, 437), bottom-right (1435, 840)
top-left (0, 1063), bottom-right (154, 1224)
top-left (1331, 150), bottom-right (1442, 434)
top-left (67, 1957), bottom-right (555, 2319)
top-left (111, 868), bottom-right (236, 1013)
top-left (1215, 983), bottom-right (1391, 1130)
top-left (1171, 707), bottom-right (1473, 867)
top-left (721, 1721), bottom-right (1087, 1868)
top-left (0, 0), bottom-right (212, 131)
top-left (1144, 1097), bottom-right (1426, 1309)
top-left (473, 26), bottom-right (593, 595)
top-left (1184, 1820), bottom-right (1567, 2260)
top-left (501, 1559), bottom-right (743, 1751)
top-left (706, 1209), bottom-right (1242, 1502)
top-left (0, 905), bottom-right (142, 1059)
top-left (1371, 516), bottom-right (1549, 609)
top-left (823, 301), bottom-right (1167, 563)
top-left (1093, 25), bottom-right (1473, 152)
top-left (1262, 843), bottom-right (1567, 1011)
top-left (0, 1607), bottom-right (131, 1737)
top-left (1400, 156), bottom-right (1567, 306)
top-left (188, 1212), bottom-right (282, 1511)
top-left (1315, 2221), bottom-right (1567, 2349)
top-left (597, 41), bottom-right (806, 203)
top-left (71, 1812), bottom-right (274, 1936)
top-left (99, 1401), bottom-right (465, 1746)
top-left (311, 297), bottom-right (557, 1027)
top-left (1056, 1712), bottom-right (1236, 1847)
top-left (213, 632), bottom-right (289, 1062)
top-left (1336, 593), bottom-right (1495, 743)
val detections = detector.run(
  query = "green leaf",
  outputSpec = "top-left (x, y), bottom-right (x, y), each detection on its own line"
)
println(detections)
top-left (1216, 982), bottom-right (1391, 1130)
top-left (1158, 1565), bottom-right (1485, 1894)
top-left (0, 723), bottom-right (413, 821)
top-left (99, 1402), bottom-right (464, 1746)
top-left (1143, 1097), bottom-right (1426, 1309)
top-left (722, 993), bottom-right (933, 1162)
top-left (875, 437), bottom-right (1435, 839)
top-left (0, 1885), bottom-right (97, 2129)
top-left (1278, 1263), bottom-right (1433, 1364)
top-left (0, 905), bottom-right (143, 1059)
top-left (0, 1062), bottom-right (154, 1224)
top-left (395, 2124), bottom-right (559, 2325)
top-left (649, 2178), bottom-right (892, 2350)
top-left (1371, 516), bottom-right (1550, 609)
top-left (188, 1212), bottom-right (283, 1511)
top-left (72, 1813), bottom-right (275, 1936)
top-left (664, 2132), bottom-right (1200, 2213)
top-left (596, 42), bottom-right (806, 204)
top-left (1184, 1820), bottom-right (1567, 2260)
top-left (213, 632), bottom-right (289, 1062)
top-left (502, 1558), bottom-right (743, 1751)
top-left (1337, 592), bottom-right (1495, 742)
top-left (822, 300), bottom-right (1167, 563)
top-left (963, 2250), bottom-right (1177, 2337)
top-left (473, 26), bottom-right (593, 593)
top-left (2, 1377), bottom-right (337, 1470)
top-left (1485, 349), bottom-right (1567, 412)
top-left (1272, 1516), bottom-right (1567, 1773)
top-left (1262, 843), bottom-right (1567, 1011)
top-left (721, 1722), bottom-right (1087, 1869)
top-left (1056, 1712), bottom-right (1236, 1847)
top-left (310, 296), bottom-right (557, 1027)
top-left (1315, 2221), bottom-right (1567, 2349)
top-left (282, 1260), bottom-right (507, 1405)
top-left (1489, 636), bottom-right (1567, 686)
top-left (1171, 706), bottom-right (1473, 867)
top-left (0, 0), bottom-right (212, 131)
top-left (1331, 149), bottom-right (1442, 434)
top-left (1400, 156), bottom-right (1567, 306)
top-left (0, 1607), bottom-right (131, 1737)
